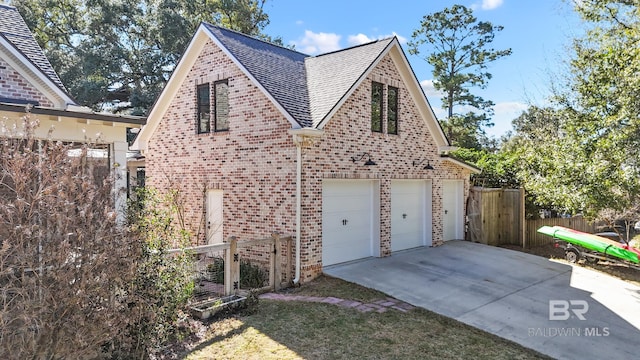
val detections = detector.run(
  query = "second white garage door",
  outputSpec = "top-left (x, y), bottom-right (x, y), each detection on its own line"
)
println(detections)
top-left (391, 180), bottom-right (432, 251)
top-left (322, 180), bottom-right (379, 266)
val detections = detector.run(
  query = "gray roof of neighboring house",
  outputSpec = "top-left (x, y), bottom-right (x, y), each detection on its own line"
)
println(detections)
top-left (0, 4), bottom-right (69, 95)
top-left (203, 24), bottom-right (394, 129)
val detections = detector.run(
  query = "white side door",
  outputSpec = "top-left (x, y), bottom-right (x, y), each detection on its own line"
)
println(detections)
top-left (443, 180), bottom-right (464, 241)
top-left (206, 189), bottom-right (224, 244)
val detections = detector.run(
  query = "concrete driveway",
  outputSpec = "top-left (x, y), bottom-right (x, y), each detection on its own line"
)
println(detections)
top-left (324, 241), bottom-right (640, 360)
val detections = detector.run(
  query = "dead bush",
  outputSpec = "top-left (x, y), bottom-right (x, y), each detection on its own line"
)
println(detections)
top-left (0, 113), bottom-right (193, 359)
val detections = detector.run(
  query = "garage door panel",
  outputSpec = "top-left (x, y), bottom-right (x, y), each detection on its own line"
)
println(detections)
top-left (391, 180), bottom-right (432, 251)
top-left (323, 200), bottom-right (370, 213)
top-left (322, 180), bottom-right (377, 266)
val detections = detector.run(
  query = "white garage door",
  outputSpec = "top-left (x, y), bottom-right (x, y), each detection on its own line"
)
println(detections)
top-left (391, 180), bottom-right (432, 251)
top-left (322, 180), bottom-right (379, 266)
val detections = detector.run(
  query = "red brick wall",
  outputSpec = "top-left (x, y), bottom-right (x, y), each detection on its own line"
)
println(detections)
top-left (146, 39), bottom-right (297, 245)
top-left (0, 58), bottom-right (54, 107)
top-left (298, 54), bottom-right (471, 280)
top-left (146, 40), bottom-right (471, 283)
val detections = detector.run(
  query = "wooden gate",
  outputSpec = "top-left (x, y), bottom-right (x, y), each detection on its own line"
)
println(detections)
top-left (467, 187), bottom-right (525, 246)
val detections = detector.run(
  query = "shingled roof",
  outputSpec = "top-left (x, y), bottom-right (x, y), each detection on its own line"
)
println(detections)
top-left (203, 24), bottom-right (396, 129)
top-left (136, 22), bottom-right (452, 152)
top-left (0, 4), bottom-right (69, 96)
top-left (204, 24), bottom-right (313, 127)
top-left (305, 39), bottom-right (393, 128)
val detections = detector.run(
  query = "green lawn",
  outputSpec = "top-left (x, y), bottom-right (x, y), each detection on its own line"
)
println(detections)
top-left (176, 276), bottom-right (550, 360)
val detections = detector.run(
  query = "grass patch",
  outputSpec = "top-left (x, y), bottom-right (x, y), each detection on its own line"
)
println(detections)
top-left (177, 276), bottom-right (550, 360)
top-left (284, 273), bottom-right (390, 302)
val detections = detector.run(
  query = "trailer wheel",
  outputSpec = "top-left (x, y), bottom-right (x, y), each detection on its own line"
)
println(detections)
top-left (585, 255), bottom-right (599, 264)
top-left (565, 248), bottom-right (580, 263)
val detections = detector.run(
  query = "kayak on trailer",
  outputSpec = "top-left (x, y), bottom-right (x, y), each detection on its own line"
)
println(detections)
top-left (537, 225), bottom-right (640, 264)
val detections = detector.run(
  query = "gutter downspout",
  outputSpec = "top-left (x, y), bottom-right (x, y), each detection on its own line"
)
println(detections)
top-left (293, 137), bottom-right (302, 284)
top-left (289, 128), bottom-right (323, 285)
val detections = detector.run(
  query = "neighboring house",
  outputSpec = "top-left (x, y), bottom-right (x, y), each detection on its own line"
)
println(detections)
top-left (0, 5), bottom-right (145, 214)
top-left (134, 23), bottom-right (479, 282)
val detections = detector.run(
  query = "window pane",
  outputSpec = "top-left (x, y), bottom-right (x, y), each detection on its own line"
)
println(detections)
top-left (215, 81), bottom-right (229, 131)
top-left (388, 86), bottom-right (398, 134)
top-left (199, 111), bottom-right (210, 133)
top-left (371, 82), bottom-right (383, 132)
top-left (197, 84), bottom-right (210, 133)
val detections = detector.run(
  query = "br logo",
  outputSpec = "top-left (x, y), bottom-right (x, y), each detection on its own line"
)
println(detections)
top-left (549, 300), bottom-right (588, 320)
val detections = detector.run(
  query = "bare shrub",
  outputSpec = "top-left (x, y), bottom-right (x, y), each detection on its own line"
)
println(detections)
top-left (0, 113), bottom-right (194, 359)
top-left (0, 114), bottom-right (137, 358)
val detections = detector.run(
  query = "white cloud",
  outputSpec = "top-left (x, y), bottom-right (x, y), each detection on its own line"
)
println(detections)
top-left (481, 0), bottom-right (504, 10)
top-left (347, 32), bottom-right (407, 47)
top-left (419, 96), bottom-right (528, 136)
top-left (291, 30), bottom-right (341, 54)
top-left (394, 33), bottom-right (408, 44)
top-left (493, 101), bottom-right (528, 117)
top-left (471, 0), bottom-right (504, 10)
top-left (488, 101), bottom-right (528, 137)
top-left (295, 20), bottom-right (304, 26)
top-left (420, 79), bottom-right (445, 98)
top-left (347, 33), bottom-right (373, 46)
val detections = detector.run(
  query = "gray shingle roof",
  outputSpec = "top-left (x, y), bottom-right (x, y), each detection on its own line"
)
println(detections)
top-left (0, 4), bottom-right (69, 95)
top-left (204, 24), bottom-right (312, 127)
top-left (305, 39), bottom-right (393, 127)
top-left (203, 24), bottom-right (393, 129)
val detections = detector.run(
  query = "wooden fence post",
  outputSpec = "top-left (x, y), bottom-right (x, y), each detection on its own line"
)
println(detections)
top-left (225, 236), bottom-right (239, 295)
top-left (273, 232), bottom-right (282, 291)
top-left (520, 187), bottom-right (526, 249)
top-left (286, 236), bottom-right (293, 284)
top-left (224, 237), bottom-right (231, 295)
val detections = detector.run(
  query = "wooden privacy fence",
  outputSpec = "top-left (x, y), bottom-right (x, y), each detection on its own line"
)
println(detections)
top-left (467, 187), bottom-right (597, 248)
top-left (525, 217), bottom-right (595, 247)
top-left (467, 187), bottom-right (525, 246)
top-left (167, 233), bottom-right (293, 299)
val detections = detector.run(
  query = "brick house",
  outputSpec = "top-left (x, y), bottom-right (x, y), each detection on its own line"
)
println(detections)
top-left (0, 4), bottom-right (145, 214)
top-left (134, 24), bottom-right (478, 283)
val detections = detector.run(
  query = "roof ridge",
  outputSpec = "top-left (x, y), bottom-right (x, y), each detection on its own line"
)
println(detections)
top-left (1, 31), bottom-right (32, 39)
top-left (313, 37), bottom-right (395, 58)
top-left (202, 22), bottom-right (309, 58)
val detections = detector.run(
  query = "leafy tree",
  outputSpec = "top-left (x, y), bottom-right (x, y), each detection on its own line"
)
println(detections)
top-left (508, 103), bottom-right (640, 223)
top-left (408, 4), bottom-right (511, 149)
top-left (13, 0), bottom-right (275, 115)
top-left (452, 147), bottom-right (520, 188)
top-left (506, 1), bottom-right (640, 224)
top-left (505, 106), bottom-right (581, 211)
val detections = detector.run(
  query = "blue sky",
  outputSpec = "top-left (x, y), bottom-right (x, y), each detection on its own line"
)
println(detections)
top-left (264, 0), bottom-right (583, 138)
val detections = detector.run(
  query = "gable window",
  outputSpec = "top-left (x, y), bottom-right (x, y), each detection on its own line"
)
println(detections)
top-left (371, 81), bottom-right (383, 132)
top-left (197, 83), bottom-right (211, 133)
top-left (214, 80), bottom-right (229, 131)
top-left (387, 86), bottom-right (398, 135)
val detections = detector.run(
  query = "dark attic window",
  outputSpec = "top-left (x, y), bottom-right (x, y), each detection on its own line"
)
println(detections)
top-left (197, 83), bottom-right (211, 133)
top-left (371, 81), bottom-right (383, 132)
top-left (387, 86), bottom-right (398, 135)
